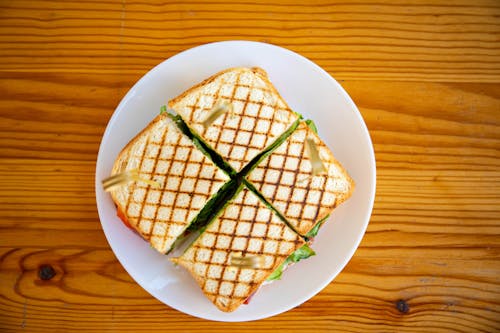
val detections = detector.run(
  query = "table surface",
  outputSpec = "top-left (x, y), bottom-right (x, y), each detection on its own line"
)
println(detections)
top-left (1, 1), bottom-right (499, 332)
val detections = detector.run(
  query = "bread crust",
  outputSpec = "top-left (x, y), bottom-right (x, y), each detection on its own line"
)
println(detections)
top-left (109, 114), bottom-right (167, 237)
top-left (168, 67), bottom-right (277, 109)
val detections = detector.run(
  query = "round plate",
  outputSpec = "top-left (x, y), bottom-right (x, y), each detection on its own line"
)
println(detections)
top-left (95, 41), bottom-right (376, 322)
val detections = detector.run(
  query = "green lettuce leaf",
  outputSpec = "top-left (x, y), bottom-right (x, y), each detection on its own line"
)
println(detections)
top-left (185, 179), bottom-right (240, 233)
top-left (305, 119), bottom-right (318, 133)
top-left (172, 114), bottom-right (236, 177)
top-left (305, 214), bottom-right (330, 239)
top-left (240, 118), bottom-right (301, 177)
top-left (267, 244), bottom-right (316, 281)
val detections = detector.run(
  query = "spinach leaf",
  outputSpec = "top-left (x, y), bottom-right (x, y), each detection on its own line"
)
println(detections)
top-left (267, 244), bottom-right (315, 281)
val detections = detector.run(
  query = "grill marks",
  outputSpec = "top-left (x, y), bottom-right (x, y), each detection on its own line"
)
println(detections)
top-left (112, 117), bottom-right (228, 253)
top-left (171, 68), bottom-right (299, 172)
top-left (175, 187), bottom-right (305, 312)
top-left (246, 122), bottom-right (354, 235)
top-left (124, 134), bottom-right (150, 236)
top-left (141, 122), bottom-right (170, 243)
top-left (224, 73), bottom-right (249, 170)
top-left (211, 73), bottom-right (238, 169)
top-left (290, 136), bottom-right (311, 232)
top-left (160, 134), bottom-right (194, 252)
top-left (149, 133), bottom-right (181, 244)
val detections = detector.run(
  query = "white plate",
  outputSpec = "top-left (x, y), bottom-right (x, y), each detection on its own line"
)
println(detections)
top-left (95, 41), bottom-right (376, 322)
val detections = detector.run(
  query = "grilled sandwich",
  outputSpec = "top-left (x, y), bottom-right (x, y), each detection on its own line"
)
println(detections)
top-left (108, 114), bottom-right (229, 254)
top-left (104, 66), bottom-right (355, 314)
top-left (171, 186), bottom-right (306, 312)
top-left (245, 121), bottom-right (354, 236)
top-left (168, 67), bottom-right (300, 172)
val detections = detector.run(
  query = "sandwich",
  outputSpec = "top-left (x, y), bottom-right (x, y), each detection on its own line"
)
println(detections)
top-left (245, 121), bottom-right (354, 237)
top-left (106, 114), bottom-right (229, 254)
top-left (104, 66), bottom-right (354, 313)
top-left (170, 186), bottom-right (306, 312)
top-left (168, 67), bottom-right (300, 172)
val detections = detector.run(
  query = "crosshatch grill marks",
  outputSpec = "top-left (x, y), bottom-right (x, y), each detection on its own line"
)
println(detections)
top-left (169, 68), bottom-right (299, 171)
top-left (240, 100), bottom-right (264, 166)
top-left (196, 181), bottom-right (245, 295)
top-left (214, 188), bottom-right (246, 302)
top-left (209, 73), bottom-right (236, 169)
top-left (160, 134), bottom-right (193, 252)
top-left (224, 189), bottom-right (259, 303)
top-left (252, 152), bottom-right (278, 258)
top-left (190, 92), bottom-right (224, 191)
top-left (136, 124), bottom-right (183, 249)
top-left (312, 179), bottom-right (328, 223)
top-left (289, 137), bottom-right (309, 227)
top-left (138, 122), bottom-right (170, 241)
top-left (205, 163), bottom-right (218, 205)
top-left (187, 72), bottom-right (228, 135)
top-left (224, 72), bottom-right (249, 167)
top-left (246, 122), bottom-right (354, 236)
top-left (256, 89), bottom-right (281, 155)
top-left (172, 187), bottom-right (305, 312)
top-left (148, 132), bottom-right (180, 241)
top-left (188, 91), bottom-right (203, 129)
top-left (188, 74), bottom-right (232, 169)
top-left (123, 132), bottom-right (151, 232)
top-left (110, 116), bottom-right (230, 254)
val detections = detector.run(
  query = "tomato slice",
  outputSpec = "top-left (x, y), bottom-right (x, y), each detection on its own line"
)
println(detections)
top-left (243, 291), bottom-right (256, 305)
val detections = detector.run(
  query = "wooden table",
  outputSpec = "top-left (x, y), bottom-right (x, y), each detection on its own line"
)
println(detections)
top-left (1, 1), bottom-right (499, 332)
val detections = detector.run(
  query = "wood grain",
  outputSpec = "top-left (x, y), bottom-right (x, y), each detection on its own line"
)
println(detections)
top-left (0, 0), bottom-right (499, 81)
top-left (0, 0), bottom-right (499, 332)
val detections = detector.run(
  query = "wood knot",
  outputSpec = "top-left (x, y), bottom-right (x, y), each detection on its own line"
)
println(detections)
top-left (396, 299), bottom-right (409, 314)
top-left (38, 264), bottom-right (56, 281)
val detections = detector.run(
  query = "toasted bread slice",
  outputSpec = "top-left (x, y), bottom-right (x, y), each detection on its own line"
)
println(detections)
top-left (171, 186), bottom-right (305, 312)
top-left (168, 67), bottom-right (300, 171)
top-left (109, 115), bottom-right (229, 254)
top-left (245, 122), bottom-right (354, 236)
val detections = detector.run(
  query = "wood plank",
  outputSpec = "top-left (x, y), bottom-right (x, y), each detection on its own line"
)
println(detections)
top-left (0, 0), bottom-right (499, 81)
top-left (0, 247), bottom-right (498, 332)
